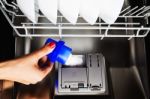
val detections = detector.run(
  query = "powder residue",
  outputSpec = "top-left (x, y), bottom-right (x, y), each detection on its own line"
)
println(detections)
top-left (65, 54), bottom-right (84, 66)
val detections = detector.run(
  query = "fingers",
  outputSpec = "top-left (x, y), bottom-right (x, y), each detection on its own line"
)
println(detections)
top-left (40, 56), bottom-right (47, 63)
top-left (29, 63), bottom-right (54, 85)
top-left (15, 79), bottom-right (31, 85)
top-left (32, 42), bottom-right (56, 60)
top-left (38, 56), bottom-right (48, 68)
top-left (18, 63), bottom-right (54, 85)
top-left (42, 62), bottom-right (54, 77)
top-left (17, 43), bottom-right (55, 85)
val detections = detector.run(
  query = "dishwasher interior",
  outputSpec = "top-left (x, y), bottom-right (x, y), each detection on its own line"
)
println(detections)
top-left (14, 37), bottom-right (149, 99)
top-left (0, 0), bottom-right (150, 99)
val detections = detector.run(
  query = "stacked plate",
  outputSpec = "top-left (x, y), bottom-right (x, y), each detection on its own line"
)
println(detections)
top-left (17, 0), bottom-right (124, 24)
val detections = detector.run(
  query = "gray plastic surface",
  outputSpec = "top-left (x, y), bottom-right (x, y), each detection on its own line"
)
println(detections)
top-left (55, 54), bottom-right (108, 95)
top-left (61, 68), bottom-right (87, 88)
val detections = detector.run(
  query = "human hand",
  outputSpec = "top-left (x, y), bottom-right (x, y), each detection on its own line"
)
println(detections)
top-left (0, 42), bottom-right (56, 85)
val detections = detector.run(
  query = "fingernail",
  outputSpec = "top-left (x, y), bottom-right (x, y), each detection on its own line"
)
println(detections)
top-left (48, 42), bottom-right (56, 48)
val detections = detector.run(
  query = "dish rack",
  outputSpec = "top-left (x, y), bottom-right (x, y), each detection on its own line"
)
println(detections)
top-left (0, 0), bottom-right (150, 40)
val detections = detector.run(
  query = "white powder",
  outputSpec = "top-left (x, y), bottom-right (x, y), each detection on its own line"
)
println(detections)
top-left (65, 54), bottom-right (84, 66)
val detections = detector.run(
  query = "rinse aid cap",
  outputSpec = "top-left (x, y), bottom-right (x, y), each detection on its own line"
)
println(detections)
top-left (45, 38), bottom-right (72, 65)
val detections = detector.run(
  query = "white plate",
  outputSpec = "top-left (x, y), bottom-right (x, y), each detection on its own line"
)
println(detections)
top-left (58, 0), bottom-right (80, 24)
top-left (80, 0), bottom-right (100, 25)
top-left (17, 0), bottom-right (38, 23)
top-left (99, 0), bottom-right (124, 24)
top-left (38, 0), bottom-right (57, 24)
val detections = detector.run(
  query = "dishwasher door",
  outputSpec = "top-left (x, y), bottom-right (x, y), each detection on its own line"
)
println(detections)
top-left (13, 37), bottom-right (149, 99)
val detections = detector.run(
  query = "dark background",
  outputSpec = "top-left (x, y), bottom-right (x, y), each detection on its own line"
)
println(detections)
top-left (0, 11), bottom-right (15, 61)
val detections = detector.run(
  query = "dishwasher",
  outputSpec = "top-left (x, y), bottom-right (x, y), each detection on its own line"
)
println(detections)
top-left (0, 0), bottom-right (150, 99)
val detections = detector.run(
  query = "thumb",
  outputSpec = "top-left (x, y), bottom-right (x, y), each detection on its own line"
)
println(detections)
top-left (32, 42), bottom-right (56, 60)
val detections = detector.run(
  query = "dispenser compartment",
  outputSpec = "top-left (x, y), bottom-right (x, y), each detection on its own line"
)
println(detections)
top-left (55, 53), bottom-right (108, 95)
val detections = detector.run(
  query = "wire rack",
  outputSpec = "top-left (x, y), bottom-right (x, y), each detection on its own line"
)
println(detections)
top-left (0, 0), bottom-right (150, 39)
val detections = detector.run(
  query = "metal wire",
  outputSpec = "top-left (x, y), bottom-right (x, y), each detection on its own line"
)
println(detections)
top-left (0, 0), bottom-right (150, 39)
